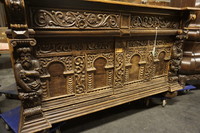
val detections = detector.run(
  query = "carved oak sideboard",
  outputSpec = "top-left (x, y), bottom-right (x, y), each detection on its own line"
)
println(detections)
top-left (2, 0), bottom-right (200, 132)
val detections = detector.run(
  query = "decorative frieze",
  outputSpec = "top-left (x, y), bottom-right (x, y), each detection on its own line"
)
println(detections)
top-left (33, 9), bottom-right (120, 29)
top-left (36, 38), bottom-right (114, 56)
top-left (131, 16), bottom-right (179, 29)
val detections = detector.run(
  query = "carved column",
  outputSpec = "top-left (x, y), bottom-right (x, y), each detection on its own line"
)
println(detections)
top-left (5, 0), bottom-right (44, 122)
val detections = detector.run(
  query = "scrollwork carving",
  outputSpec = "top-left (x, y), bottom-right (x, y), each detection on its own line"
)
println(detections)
top-left (36, 39), bottom-right (72, 55)
top-left (115, 52), bottom-right (124, 87)
top-left (144, 53), bottom-right (155, 81)
top-left (33, 9), bottom-right (120, 29)
top-left (131, 16), bottom-right (179, 29)
top-left (74, 56), bottom-right (86, 94)
top-left (127, 40), bottom-right (173, 47)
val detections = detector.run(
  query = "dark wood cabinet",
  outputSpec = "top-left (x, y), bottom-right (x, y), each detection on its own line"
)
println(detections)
top-left (2, 0), bottom-right (200, 132)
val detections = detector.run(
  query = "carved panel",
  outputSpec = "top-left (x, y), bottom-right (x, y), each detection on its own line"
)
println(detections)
top-left (124, 39), bottom-right (173, 83)
top-left (36, 38), bottom-right (114, 57)
top-left (127, 40), bottom-right (173, 47)
top-left (38, 56), bottom-right (73, 97)
top-left (144, 52), bottom-right (155, 81)
top-left (74, 56), bottom-right (86, 94)
top-left (32, 9), bottom-right (120, 29)
top-left (115, 52), bottom-right (125, 87)
top-left (86, 40), bottom-right (114, 50)
top-left (131, 16), bottom-right (179, 29)
top-left (87, 53), bottom-right (114, 91)
top-left (36, 39), bottom-right (72, 55)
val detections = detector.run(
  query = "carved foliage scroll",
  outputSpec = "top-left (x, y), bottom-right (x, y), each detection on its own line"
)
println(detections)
top-left (131, 16), bottom-right (179, 29)
top-left (36, 38), bottom-right (114, 56)
top-left (144, 53), bottom-right (155, 81)
top-left (115, 52), bottom-right (125, 87)
top-left (33, 9), bottom-right (120, 29)
top-left (74, 56), bottom-right (86, 94)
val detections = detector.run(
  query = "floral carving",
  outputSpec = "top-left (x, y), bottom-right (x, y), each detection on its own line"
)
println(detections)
top-left (33, 9), bottom-right (120, 29)
top-left (74, 56), bottom-right (86, 94)
top-left (131, 16), bottom-right (179, 29)
top-left (87, 41), bottom-right (113, 50)
top-left (115, 52), bottom-right (124, 87)
top-left (127, 40), bottom-right (173, 47)
top-left (144, 53), bottom-right (155, 81)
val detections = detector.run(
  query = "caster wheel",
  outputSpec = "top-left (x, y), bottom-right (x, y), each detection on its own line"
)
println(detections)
top-left (55, 128), bottom-right (61, 133)
top-left (145, 99), bottom-right (150, 107)
top-left (162, 99), bottom-right (167, 107)
top-left (186, 89), bottom-right (190, 92)
top-left (5, 123), bottom-right (10, 131)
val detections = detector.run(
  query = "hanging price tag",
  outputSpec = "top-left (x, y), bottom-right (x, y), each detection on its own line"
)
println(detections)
top-left (152, 27), bottom-right (158, 57)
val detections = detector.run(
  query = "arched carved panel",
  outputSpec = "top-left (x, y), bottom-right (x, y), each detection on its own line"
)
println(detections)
top-left (94, 57), bottom-right (107, 88)
top-left (48, 62), bottom-right (67, 97)
top-left (156, 51), bottom-right (166, 76)
top-left (129, 54), bottom-right (141, 81)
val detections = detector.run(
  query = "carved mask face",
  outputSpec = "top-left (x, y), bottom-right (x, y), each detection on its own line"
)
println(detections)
top-left (20, 52), bottom-right (32, 69)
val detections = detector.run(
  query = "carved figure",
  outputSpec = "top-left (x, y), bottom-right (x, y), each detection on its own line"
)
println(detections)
top-left (14, 47), bottom-right (42, 109)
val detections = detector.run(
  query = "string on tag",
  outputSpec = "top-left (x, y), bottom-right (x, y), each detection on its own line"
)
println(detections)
top-left (152, 27), bottom-right (158, 57)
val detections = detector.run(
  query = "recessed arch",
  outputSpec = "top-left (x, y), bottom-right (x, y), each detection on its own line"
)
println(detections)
top-left (129, 54), bottom-right (141, 81)
top-left (156, 51), bottom-right (166, 76)
top-left (48, 61), bottom-right (67, 97)
top-left (94, 57), bottom-right (107, 88)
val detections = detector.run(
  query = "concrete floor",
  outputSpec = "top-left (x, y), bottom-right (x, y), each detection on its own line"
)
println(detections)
top-left (0, 53), bottom-right (200, 133)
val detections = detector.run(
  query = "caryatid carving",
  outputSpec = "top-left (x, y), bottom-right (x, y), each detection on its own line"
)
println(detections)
top-left (168, 34), bottom-right (185, 85)
top-left (14, 46), bottom-right (42, 119)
